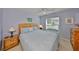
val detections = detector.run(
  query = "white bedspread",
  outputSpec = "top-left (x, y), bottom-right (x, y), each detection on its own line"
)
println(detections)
top-left (20, 30), bottom-right (59, 51)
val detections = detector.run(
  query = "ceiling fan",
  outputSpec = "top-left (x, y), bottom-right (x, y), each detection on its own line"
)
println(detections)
top-left (39, 8), bottom-right (55, 15)
top-left (41, 8), bottom-right (50, 14)
top-left (38, 8), bottom-right (68, 16)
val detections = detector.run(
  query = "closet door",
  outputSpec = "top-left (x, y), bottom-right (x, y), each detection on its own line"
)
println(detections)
top-left (0, 16), bottom-right (2, 49)
top-left (0, 9), bottom-right (2, 50)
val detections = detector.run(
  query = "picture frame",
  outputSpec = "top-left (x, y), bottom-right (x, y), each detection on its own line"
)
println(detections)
top-left (27, 18), bottom-right (32, 23)
top-left (65, 17), bottom-right (74, 24)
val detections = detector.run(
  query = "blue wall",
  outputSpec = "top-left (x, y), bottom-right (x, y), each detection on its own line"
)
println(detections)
top-left (40, 8), bottom-right (79, 40)
top-left (3, 9), bottom-right (40, 37)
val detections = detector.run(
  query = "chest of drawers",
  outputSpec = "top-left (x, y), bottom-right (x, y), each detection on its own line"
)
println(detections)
top-left (3, 34), bottom-right (19, 50)
top-left (71, 28), bottom-right (79, 51)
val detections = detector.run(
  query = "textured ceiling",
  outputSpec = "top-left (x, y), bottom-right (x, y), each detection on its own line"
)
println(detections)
top-left (16, 8), bottom-right (68, 16)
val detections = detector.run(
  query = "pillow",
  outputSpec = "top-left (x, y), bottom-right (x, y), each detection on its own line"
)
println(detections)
top-left (22, 28), bottom-right (30, 33)
top-left (29, 27), bottom-right (33, 31)
top-left (21, 27), bottom-right (35, 33)
top-left (33, 26), bottom-right (38, 30)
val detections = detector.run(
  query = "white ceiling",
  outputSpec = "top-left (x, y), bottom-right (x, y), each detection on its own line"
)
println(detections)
top-left (16, 8), bottom-right (68, 16)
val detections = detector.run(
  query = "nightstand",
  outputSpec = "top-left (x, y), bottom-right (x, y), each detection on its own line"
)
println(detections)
top-left (3, 34), bottom-right (19, 50)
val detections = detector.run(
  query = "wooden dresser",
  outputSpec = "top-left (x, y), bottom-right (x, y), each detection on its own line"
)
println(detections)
top-left (71, 27), bottom-right (79, 51)
top-left (3, 34), bottom-right (19, 50)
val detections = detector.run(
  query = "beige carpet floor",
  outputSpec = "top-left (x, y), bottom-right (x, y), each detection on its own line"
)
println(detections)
top-left (58, 38), bottom-right (73, 51)
top-left (7, 44), bottom-right (22, 51)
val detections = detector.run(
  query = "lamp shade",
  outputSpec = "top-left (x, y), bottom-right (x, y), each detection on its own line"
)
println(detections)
top-left (39, 25), bottom-right (43, 28)
top-left (9, 26), bottom-right (15, 32)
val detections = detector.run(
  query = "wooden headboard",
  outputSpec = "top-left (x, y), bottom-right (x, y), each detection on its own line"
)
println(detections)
top-left (18, 23), bottom-right (33, 34)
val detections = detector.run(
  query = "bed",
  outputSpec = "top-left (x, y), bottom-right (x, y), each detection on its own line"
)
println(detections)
top-left (19, 23), bottom-right (59, 51)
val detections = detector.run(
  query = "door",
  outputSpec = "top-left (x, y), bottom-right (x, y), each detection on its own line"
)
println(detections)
top-left (0, 9), bottom-right (2, 50)
top-left (0, 16), bottom-right (2, 49)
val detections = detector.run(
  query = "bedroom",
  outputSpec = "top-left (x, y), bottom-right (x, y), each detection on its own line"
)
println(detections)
top-left (0, 8), bottom-right (79, 51)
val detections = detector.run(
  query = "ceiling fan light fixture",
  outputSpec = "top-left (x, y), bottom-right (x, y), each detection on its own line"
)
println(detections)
top-left (41, 8), bottom-right (48, 15)
top-left (42, 11), bottom-right (47, 15)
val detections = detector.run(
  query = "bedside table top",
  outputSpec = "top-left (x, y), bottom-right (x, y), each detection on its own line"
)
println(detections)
top-left (4, 34), bottom-right (19, 40)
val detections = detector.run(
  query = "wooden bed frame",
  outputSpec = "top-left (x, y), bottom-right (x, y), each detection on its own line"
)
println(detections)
top-left (18, 23), bottom-right (39, 34)
top-left (18, 23), bottom-right (33, 34)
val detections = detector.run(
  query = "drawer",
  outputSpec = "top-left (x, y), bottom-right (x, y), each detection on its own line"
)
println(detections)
top-left (4, 41), bottom-right (18, 50)
top-left (4, 40), bottom-right (11, 45)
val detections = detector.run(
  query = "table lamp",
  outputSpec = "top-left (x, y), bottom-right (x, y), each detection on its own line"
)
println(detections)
top-left (9, 26), bottom-right (15, 37)
top-left (39, 25), bottom-right (43, 30)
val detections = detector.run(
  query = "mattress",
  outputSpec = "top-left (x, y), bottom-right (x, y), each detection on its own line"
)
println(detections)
top-left (20, 30), bottom-right (59, 51)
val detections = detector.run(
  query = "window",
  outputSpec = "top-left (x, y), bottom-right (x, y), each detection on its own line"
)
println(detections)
top-left (46, 17), bottom-right (59, 30)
